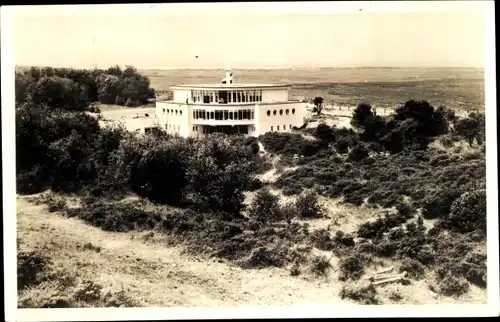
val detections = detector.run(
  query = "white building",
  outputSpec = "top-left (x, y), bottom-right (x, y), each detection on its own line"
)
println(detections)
top-left (155, 69), bottom-right (307, 137)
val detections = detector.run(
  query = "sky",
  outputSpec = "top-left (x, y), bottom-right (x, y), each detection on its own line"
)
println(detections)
top-left (9, 2), bottom-right (488, 70)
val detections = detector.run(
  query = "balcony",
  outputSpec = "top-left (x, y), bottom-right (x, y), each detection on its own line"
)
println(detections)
top-left (191, 118), bottom-right (255, 126)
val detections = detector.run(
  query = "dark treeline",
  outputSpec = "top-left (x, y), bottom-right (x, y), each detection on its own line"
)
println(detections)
top-left (15, 65), bottom-right (156, 109)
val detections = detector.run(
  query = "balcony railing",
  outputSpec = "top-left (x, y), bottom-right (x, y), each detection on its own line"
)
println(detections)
top-left (191, 119), bottom-right (255, 125)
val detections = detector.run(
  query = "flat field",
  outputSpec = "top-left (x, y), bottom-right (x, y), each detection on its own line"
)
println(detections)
top-left (142, 67), bottom-right (485, 110)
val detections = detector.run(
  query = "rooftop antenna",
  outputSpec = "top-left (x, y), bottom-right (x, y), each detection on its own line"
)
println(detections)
top-left (222, 65), bottom-right (233, 84)
top-left (92, 36), bottom-right (97, 69)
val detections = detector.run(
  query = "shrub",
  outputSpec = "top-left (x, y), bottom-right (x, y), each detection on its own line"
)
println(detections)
top-left (242, 246), bottom-right (289, 269)
top-left (438, 276), bottom-right (470, 297)
top-left (335, 139), bottom-right (350, 154)
top-left (295, 190), bottom-right (324, 219)
top-left (47, 197), bottom-right (67, 213)
top-left (347, 144), bottom-right (369, 162)
top-left (17, 250), bottom-right (51, 290)
top-left (313, 123), bottom-right (335, 142)
top-left (310, 255), bottom-right (331, 276)
top-left (338, 255), bottom-right (368, 281)
top-left (103, 290), bottom-right (141, 307)
top-left (310, 229), bottom-right (333, 251)
top-left (399, 258), bottom-right (426, 280)
top-left (248, 188), bottom-right (282, 222)
top-left (446, 189), bottom-right (486, 235)
top-left (332, 231), bottom-right (356, 248)
top-left (73, 280), bottom-right (103, 302)
top-left (282, 186), bottom-right (303, 196)
top-left (339, 283), bottom-right (380, 305)
top-left (66, 202), bottom-right (164, 233)
top-left (421, 189), bottom-right (462, 220)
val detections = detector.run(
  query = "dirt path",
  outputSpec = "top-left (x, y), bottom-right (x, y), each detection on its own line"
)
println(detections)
top-left (17, 196), bottom-right (348, 307)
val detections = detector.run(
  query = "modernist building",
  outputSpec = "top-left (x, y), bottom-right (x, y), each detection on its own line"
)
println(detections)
top-left (155, 69), bottom-right (307, 137)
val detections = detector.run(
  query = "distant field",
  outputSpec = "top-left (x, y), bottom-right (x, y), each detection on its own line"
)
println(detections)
top-left (141, 68), bottom-right (485, 110)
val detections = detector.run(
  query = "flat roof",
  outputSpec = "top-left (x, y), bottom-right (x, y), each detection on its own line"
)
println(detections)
top-left (171, 83), bottom-right (289, 89)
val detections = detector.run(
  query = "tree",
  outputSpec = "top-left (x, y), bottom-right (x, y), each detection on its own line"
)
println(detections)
top-left (314, 123), bottom-right (336, 142)
top-left (351, 103), bottom-right (374, 129)
top-left (185, 136), bottom-right (256, 214)
top-left (15, 72), bottom-right (33, 104)
top-left (313, 96), bottom-right (324, 115)
top-left (28, 76), bottom-right (89, 111)
top-left (360, 115), bottom-right (387, 142)
top-left (96, 74), bottom-right (121, 104)
top-left (454, 113), bottom-right (485, 146)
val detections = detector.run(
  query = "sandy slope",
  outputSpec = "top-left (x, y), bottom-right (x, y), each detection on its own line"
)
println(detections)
top-left (17, 195), bottom-right (487, 307)
top-left (17, 196), bottom-right (349, 307)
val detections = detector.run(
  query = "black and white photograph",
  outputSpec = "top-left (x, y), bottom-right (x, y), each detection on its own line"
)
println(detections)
top-left (2, 1), bottom-right (498, 320)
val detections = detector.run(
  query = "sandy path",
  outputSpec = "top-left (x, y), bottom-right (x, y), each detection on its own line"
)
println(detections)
top-left (16, 196), bottom-right (347, 307)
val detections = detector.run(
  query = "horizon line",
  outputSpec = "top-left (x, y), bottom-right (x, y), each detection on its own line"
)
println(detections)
top-left (15, 64), bottom-right (485, 71)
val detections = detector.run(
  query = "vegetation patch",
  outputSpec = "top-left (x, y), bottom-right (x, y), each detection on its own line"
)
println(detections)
top-left (339, 283), bottom-right (380, 305)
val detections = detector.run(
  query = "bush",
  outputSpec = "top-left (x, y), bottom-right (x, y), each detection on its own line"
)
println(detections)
top-left (66, 202), bottom-right (164, 232)
top-left (335, 139), bottom-right (350, 154)
top-left (310, 255), bottom-right (331, 276)
top-left (338, 255), bottom-right (368, 281)
top-left (313, 123), bottom-right (335, 142)
top-left (399, 258), bottom-right (425, 280)
top-left (347, 144), bottom-right (369, 162)
top-left (17, 250), bottom-right (51, 290)
top-left (421, 189), bottom-right (462, 219)
top-left (248, 188), bottom-right (282, 222)
top-left (242, 245), bottom-right (297, 269)
top-left (446, 189), bottom-right (486, 235)
top-left (438, 276), bottom-right (470, 297)
top-left (310, 229), bottom-right (334, 251)
top-left (333, 231), bottom-right (356, 248)
top-left (73, 280), bottom-right (102, 302)
top-left (339, 283), bottom-right (380, 305)
top-left (295, 190), bottom-right (324, 219)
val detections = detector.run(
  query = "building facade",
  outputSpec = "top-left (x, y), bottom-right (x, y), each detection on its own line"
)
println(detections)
top-left (154, 69), bottom-right (307, 137)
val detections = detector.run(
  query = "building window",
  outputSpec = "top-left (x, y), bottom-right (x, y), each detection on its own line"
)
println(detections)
top-left (251, 110), bottom-right (254, 119)
top-left (267, 110), bottom-right (271, 117)
top-left (252, 126), bottom-right (255, 131)
top-left (180, 110), bottom-right (182, 116)
top-left (163, 108), bottom-right (165, 114)
top-left (279, 109), bottom-right (283, 115)
top-left (210, 111), bottom-right (214, 119)
top-left (290, 124), bottom-right (292, 129)
top-left (277, 125), bottom-right (280, 131)
top-left (175, 110), bottom-right (178, 116)
top-left (286, 109), bottom-right (289, 115)
top-left (271, 126), bottom-right (273, 131)
top-left (292, 108), bottom-right (296, 114)
top-left (193, 111), bottom-right (195, 118)
top-left (273, 110), bottom-right (277, 116)
top-left (193, 126), bottom-right (196, 131)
